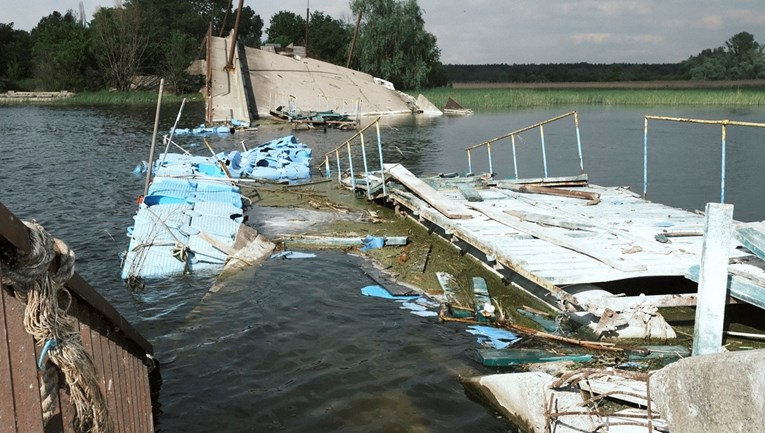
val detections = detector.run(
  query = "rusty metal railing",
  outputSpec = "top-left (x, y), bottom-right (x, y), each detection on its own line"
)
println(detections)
top-left (643, 116), bottom-right (765, 203)
top-left (322, 116), bottom-right (386, 198)
top-left (464, 111), bottom-right (584, 178)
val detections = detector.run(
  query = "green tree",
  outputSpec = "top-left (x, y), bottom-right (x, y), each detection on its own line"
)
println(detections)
top-left (349, 0), bottom-right (441, 89)
top-left (684, 32), bottom-right (765, 80)
top-left (306, 11), bottom-right (352, 64)
top-left (31, 11), bottom-right (94, 91)
top-left (163, 30), bottom-right (197, 94)
top-left (0, 23), bottom-right (33, 90)
top-left (90, 5), bottom-right (160, 91)
top-left (265, 11), bottom-right (305, 48)
top-left (235, 6), bottom-right (264, 47)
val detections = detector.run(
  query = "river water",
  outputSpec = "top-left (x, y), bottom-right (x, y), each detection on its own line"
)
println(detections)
top-left (2, 103), bottom-right (764, 432)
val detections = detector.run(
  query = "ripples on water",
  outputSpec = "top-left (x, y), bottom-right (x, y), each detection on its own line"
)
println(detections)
top-left (4, 103), bottom-right (765, 432)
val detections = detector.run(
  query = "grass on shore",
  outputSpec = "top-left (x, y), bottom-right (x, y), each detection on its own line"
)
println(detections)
top-left (58, 90), bottom-right (203, 105)
top-left (416, 87), bottom-right (765, 110)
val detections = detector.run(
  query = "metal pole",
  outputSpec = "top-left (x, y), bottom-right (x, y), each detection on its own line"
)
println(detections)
top-left (375, 121), bottom-right (387, 197)
top-left (305, 0), bottom-right (310, 56)
top-left (325, 154), bottom-right (330, 177)
top-left (467, 150), bottom-right (473, 175)
top-left (574, 112), bottom-right (584, 173)
top-left (347, 142), bottom-right (356, 190)
top-left (347, 10), bottom-right (362, 68)
top-left (487, 142), bottom-right (493, 175)
top-left (225, 0), bottom-right (244, 70)
top-left (511, 135), bottom-right (519, 179)
top-left (335, 150), bottom-right (341, 183)
top-left (359, 132), bottom-right (372, 199)
top-left (721, 124), bottom-right (727, 203)
top-left (540, 124), bottom-right (548, 178)
top-left (159, 98), bottom-right (187, 168)
top-left (643, 117), bottom-right (649, 199)
top-left (143, 79), bottom-right (164, 197)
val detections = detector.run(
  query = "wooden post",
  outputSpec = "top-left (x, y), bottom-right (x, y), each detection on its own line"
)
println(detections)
top-left (346, 10), bottom-right (362, 68)
top-left (143, 79), bottom-right (164, 197)
top-left (692, 202), bottom-right (734, 356)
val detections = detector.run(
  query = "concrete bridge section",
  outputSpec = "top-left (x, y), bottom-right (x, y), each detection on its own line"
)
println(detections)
top-left (205, 34), bottom-right (439, 124)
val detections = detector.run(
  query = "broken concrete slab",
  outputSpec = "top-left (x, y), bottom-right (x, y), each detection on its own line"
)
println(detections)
top-left (650, 349), bottom-right (765, 432)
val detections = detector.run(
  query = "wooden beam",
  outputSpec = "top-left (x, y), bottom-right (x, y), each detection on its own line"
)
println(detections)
top-left (386, 164), bottom-right (473, 219)
top-left (692, 203), bottom-right (734, 356)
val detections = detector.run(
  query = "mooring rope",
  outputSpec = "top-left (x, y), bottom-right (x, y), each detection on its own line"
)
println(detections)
top-left (0, 221), bottom-right (113, 433)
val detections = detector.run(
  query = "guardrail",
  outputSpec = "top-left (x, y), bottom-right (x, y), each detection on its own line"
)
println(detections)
top-left (321, 116), bottom-right (386, 198)
top-left (643, 116), bottom-right (765, 202)
top-left (464, 111), bottom-right (584, 178)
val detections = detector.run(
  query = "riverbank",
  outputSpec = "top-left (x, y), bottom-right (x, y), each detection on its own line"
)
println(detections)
top-left (417, 83), bottom-right (765, 110)
top-left (0, 90), bottom-right (202, 106)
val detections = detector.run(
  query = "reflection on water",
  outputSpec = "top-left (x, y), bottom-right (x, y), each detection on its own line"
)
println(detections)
top-left (2, 103), bottom-right (765, 432)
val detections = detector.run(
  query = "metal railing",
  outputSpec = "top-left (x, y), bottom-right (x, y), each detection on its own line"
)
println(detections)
top-left (322, 116), bottom-right (386, 198)
top-left (464, 111), bottom-right (584, 178)
top-left (643, 116), bottom-right (765, 202)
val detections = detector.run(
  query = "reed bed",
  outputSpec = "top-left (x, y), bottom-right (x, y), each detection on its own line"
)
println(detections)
top-left (417, 87), bottom-right (765, 111)
top-left (58, 91), bottom-right (202, 105)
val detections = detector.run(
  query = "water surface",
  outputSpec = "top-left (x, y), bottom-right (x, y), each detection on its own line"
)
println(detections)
top-left (2, 103), bottom-right (764, 432)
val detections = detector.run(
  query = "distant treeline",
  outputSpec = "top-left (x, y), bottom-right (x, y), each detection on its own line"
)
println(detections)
top-left (445, 63), bottom-right (688, 83)
top-left (444, 32), bottom-right (765, 84)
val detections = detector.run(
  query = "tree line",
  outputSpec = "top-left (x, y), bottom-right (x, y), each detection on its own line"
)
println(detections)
top-left (1, 0), bottom-right (763, 93)
top-left (0, 0), bottom-right (444, 93)
top-left (446, 32), bottom-right (765, 84)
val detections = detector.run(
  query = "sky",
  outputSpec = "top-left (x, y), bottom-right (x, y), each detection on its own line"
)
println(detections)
top-left (4, 0), bottom-right (765, 64)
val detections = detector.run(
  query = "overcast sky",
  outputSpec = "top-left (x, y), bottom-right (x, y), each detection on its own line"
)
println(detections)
top-left (5, 0), bottom-right (765, 64)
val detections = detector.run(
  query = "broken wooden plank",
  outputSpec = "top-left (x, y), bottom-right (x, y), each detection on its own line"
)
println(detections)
top-left (469, 202), bottom-right (647, 273)
top-left (503, 209), bottom-right (595, 231)
top-left (735, 222), bottom-right (765, 261)
top-left (492, 173), bottom-right (589, 188)
top-left (687, 263), bottom-right (765, 310)
top-left (472, 277), bottom-right (495, 322)
top-left (386, 164), bottom-right (473, 219)
top-left (280, 235), bottom-right (409, 248)
top-left (437, 271), bottom-right (473, 318)
top-left (505, 184), bottom-right (601, 205)
top-left (457, 184), bottom-right (484, 202)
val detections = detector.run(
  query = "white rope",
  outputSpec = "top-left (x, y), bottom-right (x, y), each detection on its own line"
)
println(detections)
top-left (1, 221), bottom-right (114, 433)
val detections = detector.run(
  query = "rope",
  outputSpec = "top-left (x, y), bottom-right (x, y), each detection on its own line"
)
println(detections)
top-left (0, 221), bottom-right (114, 433)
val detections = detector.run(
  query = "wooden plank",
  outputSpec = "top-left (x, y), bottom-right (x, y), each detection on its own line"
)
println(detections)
top-left (735, 222), bottom-right (765, 261)
top-left (687, 264), bottom-right (765, 310)
top-left (693, 203), bottom-right (734, 356)
top-left (386, 164), bottom-right (473, 219)
top-left (3, 287), bottom-right (45, 432)
top-left (437, 272), bottom-right (473, 318)
top-left (493, 173), bottom-right (589, 187)
top-left (472, 277), bottom-right (494, 322)
top-left (0, 282), bottom-right (19, 433)
top-left (469, 202), bottom-right (647, 272)
top-left (456, 184), bottom-right (483, 202)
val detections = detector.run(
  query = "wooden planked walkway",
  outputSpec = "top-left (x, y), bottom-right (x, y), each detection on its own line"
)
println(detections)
top-left (383, 165), bottom-right (763, 311)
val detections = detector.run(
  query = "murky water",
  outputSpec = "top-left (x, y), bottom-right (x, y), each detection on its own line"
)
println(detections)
top-left (2, 103), bottom-right (765, 432)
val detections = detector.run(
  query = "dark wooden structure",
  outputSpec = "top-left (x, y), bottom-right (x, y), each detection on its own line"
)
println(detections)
top-left (0, 202), bottom-right (155, 432)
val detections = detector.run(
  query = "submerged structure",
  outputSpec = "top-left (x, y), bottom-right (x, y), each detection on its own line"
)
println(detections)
top-left (322, 113), bottom-right (765, 340)
top-left (121, 135), bottom-right (309, 281)
top-left (202, 31), bottom-right (442, 126)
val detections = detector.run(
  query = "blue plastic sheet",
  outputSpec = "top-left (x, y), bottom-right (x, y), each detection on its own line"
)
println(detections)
top-left (361, 285), bottom-right (419, 300)
top-left (360, 235), bottom-right (385, 252)
top-left (466, 325), bottom-right (521, 349)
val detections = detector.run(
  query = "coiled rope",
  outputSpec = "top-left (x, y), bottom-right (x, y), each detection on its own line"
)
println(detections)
top-left (0, 221), bottom-right (113, 433)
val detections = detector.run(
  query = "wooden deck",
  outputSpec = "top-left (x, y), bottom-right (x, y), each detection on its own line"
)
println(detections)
top-left (1, 202), bottom-right (156, 432)
top-left (379, 164), bottom-right (765, 314)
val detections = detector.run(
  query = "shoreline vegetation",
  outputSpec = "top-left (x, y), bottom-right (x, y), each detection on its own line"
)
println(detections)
top-left (418, 80), bottom-right (765, 110)
top-left (2, 80), bottom-right (765, 110)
